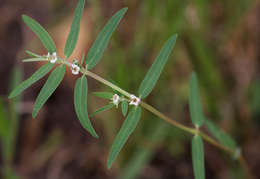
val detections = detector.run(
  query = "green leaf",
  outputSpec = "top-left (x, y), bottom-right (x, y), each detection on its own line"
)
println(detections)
top-left (90, 103), bottom-right (114, 117)
top-left (22, 15), bottom-right (56, 53)
top-left (192, 135), bottom-right (205, 179)
top-left (107, 106), bottom-right (142, 168)
top-left (64, 0), bottom-right (85, 58)
top-left (93, 91), bottom-right (113, 99)
top-left (9, 63), bottom-right (54, 99)
top-left (74, 76), bottom-right (98, 138)
top-left (189, 72), bottom-right (205, 127)
top-left (121, 100), bottom-right (128, 116)
top-left (0, 98), bottom-right (9, 140)
top-left (32, 64), bottom-right (65, 118)
top-left (23, 57), bottom-right (47, 62)
top-left (85, 8), bottom-right (127, 69)
top-left (205, 119), bottom-right (237, 150)
top-left (26, 50), bottom-right (41, 57)
top-left (138, 34), bottom-right (177, 99)
top-left (81, 53), bottom-right (85, 65)
top-left (9, 66), bottom-right (23, 101)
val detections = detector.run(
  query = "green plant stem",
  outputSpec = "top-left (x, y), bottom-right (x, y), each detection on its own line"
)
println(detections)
top-left (59, 58), bottom-right (254, 178)
top-left (86, 71), bottom-right (254, 179)
top-left (85, 69), bottom-right (231, 150)
top-left (86, 71), bottom-right (131, 98)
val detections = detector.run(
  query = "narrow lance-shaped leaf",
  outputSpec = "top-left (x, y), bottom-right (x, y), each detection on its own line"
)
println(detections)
top-left (32, 65), bottom-right (65, 118)
top-left (107, 106), bottom-right (142, 168)
top-left (9, 63), bottom-right (54, 99)
top-left (26, 50), bottom-right (42, 58)
top-left (189, 72), bottom-right (205, 127)
top-left (121, 100), bottom-right (128, 116)
top-left (74, 76), bottom-right (98, 138)
top-left (23, 57), bottom-right (48, 62)
top-left (192, 135), bottom-right (205, 179)
top-left (64, 0), bottom-right (85, 58)
top-left (9, 66), bottom-right (23, 103)
top-left (80, 53), bottom-right (85, 65)
top-left (90, 103), bottom-right (114, 117)
top-left (138, 34), bottom-right (177, 99)
top-left (205, 119), bottom-right (237, 150)
top-left (22, 15), bottom-right (56, 53)
top-left (85, 8), bottom-right (127, 69)
top-left (93, 91), bottom-right (113, 99)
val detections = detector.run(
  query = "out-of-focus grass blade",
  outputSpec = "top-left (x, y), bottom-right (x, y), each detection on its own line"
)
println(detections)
top-left (5, 67), bottom-right (23, 166)
top-left (23, 57), bottom-right (47, 62)
top-left (22, 15), bottom-right (56, 53)
top-left (64, 0), bottom-right (85, 58)
top-left (0, 98), bottom-right (9, 140)
top-left (74, 76), bottom-right (98, 138)
top-left (205, 119), bottom-right (237, 150)
top-left (85, 8), bottom-right (127, 69)
top-left (138, 34), bottom-right (177, 99)
top-left (9, 63), bottom-right (54, 99)
top-left (107, 106), bottom-right (142, 168)
top-left (32, 65), bottom-right (65, 118)
top-left (120, 121), bottom-right (168, 179)
top-left (93, 91), bottom-right (113, 99)
top-left (26, 50), bottom-right (41, 58)
top-left (3, 167), bottom-right (19, 179)
top-left (189, 72), bottom-right (205, 127)
top-left (90, 103), bottom-right (114, 117)
top-left (121, 101), bottom-right (128, 116)
top-left (192, 135), bottom-right (205, 179)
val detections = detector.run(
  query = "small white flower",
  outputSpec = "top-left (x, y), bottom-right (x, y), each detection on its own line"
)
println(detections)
top-left (47, 52), bottom-right (57, 63)
top-left (129, 94), bottom-right (140, 106)
top-left (112, 94), bottom-right (120, 106)
top-left (71, 63), bottom-right (80, 75)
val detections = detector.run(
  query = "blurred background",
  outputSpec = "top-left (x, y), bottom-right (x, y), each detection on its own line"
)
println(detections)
top-left (0, 0), bottom-right (260, 178)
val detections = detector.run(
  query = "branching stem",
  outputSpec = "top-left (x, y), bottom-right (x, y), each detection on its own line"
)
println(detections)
top-left (59, 58), bottom-right (254, 179)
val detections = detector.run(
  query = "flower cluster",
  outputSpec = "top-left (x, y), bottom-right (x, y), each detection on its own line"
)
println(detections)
top-left (71, 59), bottom-right (80, 75)
top-left (129, 94), bottom-right (140, 106)
top-left (47, 52), bottom-right (57, 63)
top-left (111, 94), bottom-right (140, 107)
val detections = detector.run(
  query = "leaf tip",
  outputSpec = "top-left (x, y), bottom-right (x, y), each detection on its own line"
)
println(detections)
top-left (122, 7), bottom-right (128, 12)
top-left (191, 71), bottom-right (197, 78)
top-left (92, 132), bottom-right (99, 139)
top-left (107, 159), bottom-right (113, 169)
top-left (173, 33), bottom-right (178, 38)
top-left (32, 109), bottom-right (37, 118)
top-left (21, 14), bottom-right (28, 21)
top-left (8, 93), bottom-right (14, 99)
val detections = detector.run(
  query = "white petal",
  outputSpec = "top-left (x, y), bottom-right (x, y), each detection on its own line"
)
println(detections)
top-left (112, 94), bottom-right (120, 106)
top-left (50, 58), bottom-right (57, 63)
top-left (129, 94), bottom-right (140, 106)
top-left (71, 64), bottom-right (80, 75)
